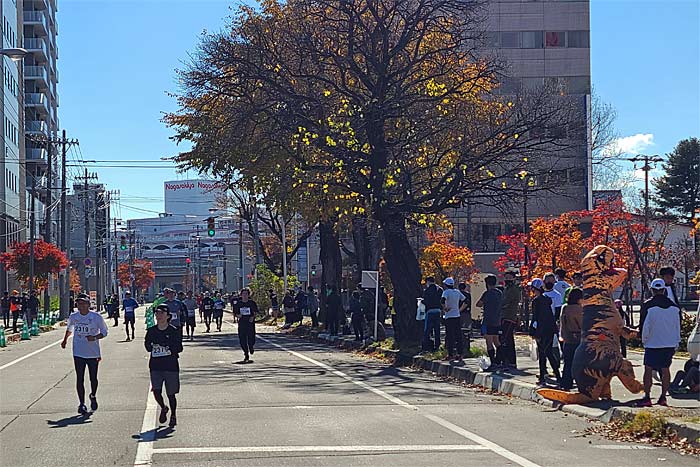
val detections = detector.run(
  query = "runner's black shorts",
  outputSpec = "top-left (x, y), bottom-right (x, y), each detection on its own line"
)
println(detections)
top-left (150, 370), bottom-right (180, 395)
top-left (644, 347), bottom-right (675, 370)
top-left (186, 316), bottom-right (196, 327)
top-left (124, 314), bottom-right (135, 324)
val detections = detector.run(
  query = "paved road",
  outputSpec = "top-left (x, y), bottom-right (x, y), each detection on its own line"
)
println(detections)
top-left (0, 309), bottom-right (696, 467)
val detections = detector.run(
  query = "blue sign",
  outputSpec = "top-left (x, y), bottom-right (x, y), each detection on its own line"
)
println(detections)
top-left (297, 239), bottom-right (308, 282)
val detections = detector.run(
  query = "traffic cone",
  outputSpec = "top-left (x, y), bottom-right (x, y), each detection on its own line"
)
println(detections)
top-left (31, 319), bottom-right (40, 336)
top-left (0, 326), bottom-right (6, 347)
top-left (21, 322), bottom-right (30, 340)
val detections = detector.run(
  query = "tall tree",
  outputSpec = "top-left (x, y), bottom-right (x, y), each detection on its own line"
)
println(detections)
top-left (654, 137), bottom-right (700, 222)
top-left (165, 0), bottom-right (584, 352)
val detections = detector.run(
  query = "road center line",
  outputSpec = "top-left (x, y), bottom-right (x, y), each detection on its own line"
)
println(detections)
top-left (154, 444), bottom-right (489, 454)
top-left (0, 338), bottom-right (65, 371)
top-left (258, 335), bottom-right (541, 467)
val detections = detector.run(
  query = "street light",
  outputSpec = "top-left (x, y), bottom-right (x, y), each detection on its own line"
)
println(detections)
top-left (0, 48), bottom-right (29, 61)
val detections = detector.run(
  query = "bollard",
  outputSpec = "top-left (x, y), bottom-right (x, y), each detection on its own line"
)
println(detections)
top-left (21, 322), bottom-right (30, 340)
top-left (31, 319), bottom-right (40, 336)
top-left (0, 326), bottom-right (6, 347)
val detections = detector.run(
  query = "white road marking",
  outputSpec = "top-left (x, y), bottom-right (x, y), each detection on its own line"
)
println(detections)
top-left (259, 335), bottom-right (541, 467)
top-left (134, 386), bottom-right (159, 466)
top-left (154, 444), bottom-right (489, 454)
top-left (593, 445), bottom-right (657, 450)
top-left (0, 338), bottom-right (66, 371)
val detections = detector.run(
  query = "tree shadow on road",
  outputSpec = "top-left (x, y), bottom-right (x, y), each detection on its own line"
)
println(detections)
top-left (47, 413), bottom-right (92, 428)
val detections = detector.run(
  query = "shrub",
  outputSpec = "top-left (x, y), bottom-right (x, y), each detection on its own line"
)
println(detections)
top-left (622, 411), bottom-right (669, 438)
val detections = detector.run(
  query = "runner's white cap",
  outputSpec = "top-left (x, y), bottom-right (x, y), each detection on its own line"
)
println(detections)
top-left (443, 277), bottom-right (455, 286)
top-left (650, 278), bottom-right (666, 290)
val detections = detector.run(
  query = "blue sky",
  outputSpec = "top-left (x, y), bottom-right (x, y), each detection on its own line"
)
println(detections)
top-left (57, 0), bottom-right (700, 220)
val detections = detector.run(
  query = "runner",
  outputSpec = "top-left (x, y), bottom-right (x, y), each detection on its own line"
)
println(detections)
top-left (145, 304), bottom-right (183, 428)
top-left (233, 288), bottom-right (258, 362)
top-left (163, 288), bottom-right (185, 337)
top-left (183, 291), bottom-right (197, 341)
top-left (122, 291), bottom-right (139, 341)
top-left (213, 292), bottom-right (225, 332)
top-left (61, 293), bottom-right (109, 415)
top-left (201, 292), bottom-right (214, 332)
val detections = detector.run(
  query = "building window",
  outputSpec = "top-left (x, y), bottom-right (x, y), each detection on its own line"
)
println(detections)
top-left (500, 32), bottom-right (520, 48)
top-left (545, 31), bottom-right (565, 47)
top-left (568, 31), bottom-right (590, 48)
top-left (521, 31), bottom-right (543, 49)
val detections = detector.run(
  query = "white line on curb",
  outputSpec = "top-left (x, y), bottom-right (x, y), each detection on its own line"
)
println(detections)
top-left (258, 335), bottom-right (541, 467)
top-left (0, 338), bottom-right (65, 371)
top-left (154, 444), bottom-right (489, 454)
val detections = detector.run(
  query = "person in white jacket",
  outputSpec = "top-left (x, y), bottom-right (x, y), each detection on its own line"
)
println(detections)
top-left (637, 279), bottom-right (681, 407)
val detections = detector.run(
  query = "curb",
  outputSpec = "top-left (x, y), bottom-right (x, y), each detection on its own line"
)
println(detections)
top-left (302, 330), bottom-right (700, 446)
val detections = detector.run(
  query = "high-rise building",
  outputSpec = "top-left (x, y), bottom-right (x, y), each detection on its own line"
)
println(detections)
top-left (448, 0), bottom-right (591, 255)
top-left (24, 0), bottom-right (60, 240)
top-left (0, 0), bottom-right (24, 291)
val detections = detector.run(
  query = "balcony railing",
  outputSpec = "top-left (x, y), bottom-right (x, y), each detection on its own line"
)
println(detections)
top-left (26, 147), bottom-right (48, 162)
top-left (26, 120), bottom-right (48, 134)
top-left (25, 92), bottom-right (49, 114)
top-left (24, 11), bottom-right (48, 30)
top-left (24, 65), bottom-right (48, 82)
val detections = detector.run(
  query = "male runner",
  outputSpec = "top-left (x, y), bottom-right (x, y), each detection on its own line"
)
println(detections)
top-left (61, 293), bottom-right (109, 415)
top-left (233, 288), bottom-right (259, 362)
top-left (163, 288), bottom-right (185, 337)
top-left (183, 291), bottom-right (197, 340)
top-left (200, 292), bottom-right (214, 332)
top-left (122, 291), bottom-right (139, 341)
top-left (213, 293), bottom-right (225, 332)
top-left (145, 304), bottom-right (182, 427)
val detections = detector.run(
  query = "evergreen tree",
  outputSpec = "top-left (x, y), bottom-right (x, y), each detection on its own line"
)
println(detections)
top-left (654, 137), bottom-right (700, 221)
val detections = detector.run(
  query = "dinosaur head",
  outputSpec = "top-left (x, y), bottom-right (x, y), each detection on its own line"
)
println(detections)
top-left (581, 245), bottom-right (627, 292)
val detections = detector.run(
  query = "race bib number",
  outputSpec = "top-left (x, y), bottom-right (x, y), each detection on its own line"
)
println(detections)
top-left (125, 307), bottom-right (135, 314)
top-left (151, 344), bottom-right (171, 358)
top-left (240, 307), bottom-right (251, 316)
top-left (187, 308), bottom-right (196, 317)
top-left (205, 305), bottom-right (212, 310)
top-left (74, 324), bottom-right (90, 336)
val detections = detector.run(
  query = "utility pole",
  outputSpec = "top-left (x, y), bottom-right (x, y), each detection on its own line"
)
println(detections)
top-left (43, 139), bottom-right (52, 314)
top-left (28, 174), bottom-right (36, 295)
top-left (76, 169), bottom-right (98, 293)
top-left (58, 131), bottom-right (79, 318)
top-left (238, 216), bottom-right (244, 289)
top-left (129, 230), bottom-right (135, 296)
top-left (627, 155), bottom-right (663, 251)
top-left (94, 189), bottom-right (103, 311)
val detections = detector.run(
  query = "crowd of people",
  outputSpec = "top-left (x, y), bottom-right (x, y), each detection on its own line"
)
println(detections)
top-left (416, 265), bottom-right (698, 407)
top-left (1, 289), bottom-right (40, 333)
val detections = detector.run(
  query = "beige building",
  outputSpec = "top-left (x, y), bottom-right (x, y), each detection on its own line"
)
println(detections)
top-left (448, 0), bottom-right (592, 255)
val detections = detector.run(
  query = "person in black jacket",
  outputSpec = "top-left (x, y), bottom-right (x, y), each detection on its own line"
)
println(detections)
top-left (529, 278), bottom-right (561, 386)
top-left (421, 277), bottom-right (443, 352)
top-left (349, 291), bottom-right (364, 341)
top-left (145, 304), bottom-right (183, 428)
top-left (325, 286), bottom-right (342, 336)
top-left (200, 292), bottom-right (214, 333)
top-left (1, 291), bottom-right (10, 328)
top-left (233, 288), bottom-right (258, 362)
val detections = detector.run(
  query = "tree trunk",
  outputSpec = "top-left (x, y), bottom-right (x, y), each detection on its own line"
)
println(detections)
top-left (351, 216), bottom-right (383, 284)
top-left (380, 214), bottom-right (422, 355)
top-left (319, 219), bottom-right (342, 327)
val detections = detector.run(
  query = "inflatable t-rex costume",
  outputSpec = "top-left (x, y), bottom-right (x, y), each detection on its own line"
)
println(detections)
top-left (538, 245), bottom-right (643, 404)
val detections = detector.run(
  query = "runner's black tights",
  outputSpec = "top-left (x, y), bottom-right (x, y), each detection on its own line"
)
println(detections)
top-left (153, 391), bottom-right (177, 416)
top-left (73, 357), bottom-right (99, 405)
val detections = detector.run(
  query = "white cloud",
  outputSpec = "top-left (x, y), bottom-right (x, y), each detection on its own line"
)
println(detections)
top-left (606, 133), bottom-right (655, 156)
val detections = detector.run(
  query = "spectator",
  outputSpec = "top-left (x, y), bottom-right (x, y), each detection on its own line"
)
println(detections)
top-left (442, 277), bottom-right (464, 361)
top-left (379, 286), bottom-right (389, 323)
top-left (498, 271), bottom-right (520, 368)
top-left (10, 290), bottom-right (21, 333)
top-left (294, 287), bottom-right (307, 325)
top-left (529, 278), bottom-right (561, 387)
top-left (476, 275), bottom-right (502, 369)
top-left (25, 290), bottom-right (40, 329)
top-left (325, 285), bottom-right (342, 336)
top-left (553, 268), bottom-right (571, 298)
top-left (669, 358), bottom-right (699, 395)
top-left (458, 282), bottom-right (472, 353)
top-left (636, 278), bottom-right (681, 407)
top-left (307, 286), bottom-right (319, 327)
top-left (349, 291), bottom-right (364, 341)
top-left (359, 285), bottom-right (375, 323)
top-left (563, 271), bottom-right (583, 304)
top-left (559, 287), bottom-right (583, 390)
top-left (269, 289), bottom-right (279, 319)
top-left (542, 272), bottom-right (563, 367)
top-left (659, 266), bottom-right (681, 308)
top-left (1, 291), bottom-right (10, 328)
top-left (421, 277), bottom-right (443, 352)
top-left (282, 291), bottom-right (295, 328)
top-left (615, 299), bottom-right (630, 357)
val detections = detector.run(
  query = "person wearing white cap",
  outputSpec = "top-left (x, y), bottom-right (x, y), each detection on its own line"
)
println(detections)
top-left (635, 278), bottom-right (681, 407)
top-left (441, 277), bottom-right (464, 360)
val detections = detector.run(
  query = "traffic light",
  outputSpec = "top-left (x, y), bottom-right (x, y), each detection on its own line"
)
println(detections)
top-left (311, 265), bottom-right (317, 276)
top-left (207, 217), bottom-right (215, 237)
top-left (120, 235), bottom-right (127, 250)
top-left (185, 257), bottom-right (191, 265)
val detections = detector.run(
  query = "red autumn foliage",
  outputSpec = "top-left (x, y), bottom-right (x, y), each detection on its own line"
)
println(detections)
top-left (0, 240), bottom-right (68, 289)
top-left (117, 259), bottom-right (156, 292)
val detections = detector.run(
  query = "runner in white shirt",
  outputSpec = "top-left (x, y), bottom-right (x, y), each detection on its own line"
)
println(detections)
top-left (61, 293), bottom-right (109, 415)
top-left (183, 291), bottom-right (198, 341)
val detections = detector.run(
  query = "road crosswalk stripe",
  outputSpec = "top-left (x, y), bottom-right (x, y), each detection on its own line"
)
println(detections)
top-left (153, 444), bottom-right (489, 454)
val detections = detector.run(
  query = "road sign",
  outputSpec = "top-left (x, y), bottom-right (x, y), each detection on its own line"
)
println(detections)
top-left (361, 270), bottom-right (380, 341)
top-left (84, 257), bottom-right (92, 267)
top-left (89, 291), bottom-right (97, 308)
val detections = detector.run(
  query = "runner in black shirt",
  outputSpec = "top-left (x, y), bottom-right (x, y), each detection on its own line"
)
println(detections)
top-left (145, 304), bottom-right (183, 427)
top-left (233, 288), bottom-right (258, 362)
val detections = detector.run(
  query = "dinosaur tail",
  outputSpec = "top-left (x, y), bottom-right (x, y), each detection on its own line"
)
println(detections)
top-left (536, 388), bottom-right (594, 405)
